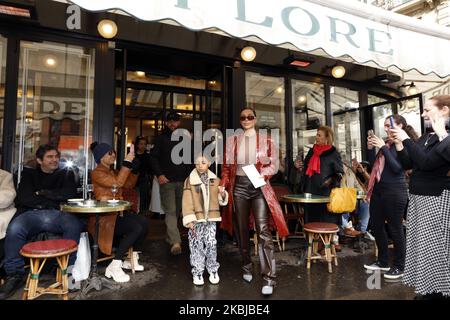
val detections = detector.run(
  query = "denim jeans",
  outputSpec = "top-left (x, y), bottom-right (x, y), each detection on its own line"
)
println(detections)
top-left (4, 209), bottom-right (83, 275)
top-left (341, 201), bottom-right (370, 233)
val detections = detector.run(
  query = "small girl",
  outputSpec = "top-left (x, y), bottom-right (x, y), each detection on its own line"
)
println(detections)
top-left (182, 155), bottom-right (228, 285)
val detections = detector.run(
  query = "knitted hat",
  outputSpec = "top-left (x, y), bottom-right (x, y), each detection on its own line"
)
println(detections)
top-left (91, 142), bottom-right (113, 164)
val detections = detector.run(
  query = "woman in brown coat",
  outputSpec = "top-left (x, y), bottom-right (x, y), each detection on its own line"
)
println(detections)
top-left (90, 142), bottom-right (149, 283)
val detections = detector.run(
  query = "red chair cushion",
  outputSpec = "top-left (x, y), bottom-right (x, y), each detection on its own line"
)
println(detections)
top-left (304, 222), bottom-right (339, 233)
top-left (21, 239), bottom-right (78, 256)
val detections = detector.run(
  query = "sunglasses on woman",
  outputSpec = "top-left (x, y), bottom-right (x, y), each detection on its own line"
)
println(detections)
top-left (240, 115), bottom-right (256, 121)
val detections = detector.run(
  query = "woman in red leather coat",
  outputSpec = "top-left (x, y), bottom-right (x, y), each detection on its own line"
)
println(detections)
top-left (219, 107), bottom-right (289, 296)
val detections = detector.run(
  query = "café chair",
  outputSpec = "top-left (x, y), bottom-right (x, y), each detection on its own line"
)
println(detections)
top-left (20, 239), bottom-right (78, 300)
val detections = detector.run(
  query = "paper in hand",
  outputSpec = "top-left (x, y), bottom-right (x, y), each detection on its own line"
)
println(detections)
top-left (242, 164), bottom-right (266, 188)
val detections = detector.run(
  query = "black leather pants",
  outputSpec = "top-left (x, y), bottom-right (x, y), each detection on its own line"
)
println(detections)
top-left (233, 176), bottom-right (276, 286)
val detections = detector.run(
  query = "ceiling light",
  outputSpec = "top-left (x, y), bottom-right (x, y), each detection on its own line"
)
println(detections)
top-left (276, 87), bottom-right (284, 94)
top-left (241, 46), bottom-right (256, 62)
top-left (0, 5), bottom-right (31, 18)
top-left (298, 95), bottom-right (307, 104)
top-left (97, 19), bottom-right (118, 39)
top-left (407, 82), bottom-right (418, 95)
top-left (136, 71), bottom-right (145, 77)
top-left (331, 65), bottom-right (346, 78)
top-left (44, 56), bottom-right (57, 68)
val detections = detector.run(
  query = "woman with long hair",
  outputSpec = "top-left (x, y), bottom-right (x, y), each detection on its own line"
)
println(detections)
top-left (219, 107), bottom-right (288, 296)
top-left (391, 95), bottom-right (450, 299)
top-left (363, 114), bottom-right (417, 280)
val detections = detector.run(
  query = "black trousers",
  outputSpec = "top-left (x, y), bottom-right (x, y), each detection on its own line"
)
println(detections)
top-left (370, 182), bottom-right (407, 269)
top-left (233, 176), bottom-right (275, 286)
top-left (114, 212), bottom-right (149, 260)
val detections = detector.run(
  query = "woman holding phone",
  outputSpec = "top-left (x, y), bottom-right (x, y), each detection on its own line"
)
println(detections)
top-left (219, 107), bottom-right (288, 296)
top-left (89, 142), bottom-right (149, 283)
top-left (390, 95), bottom-right (450, 299)
top-left (363, 115), bottom-right (418, 280)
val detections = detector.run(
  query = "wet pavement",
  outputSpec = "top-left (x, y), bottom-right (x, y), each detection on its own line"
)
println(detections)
top-left (5, 217), bottom-right (415, 301)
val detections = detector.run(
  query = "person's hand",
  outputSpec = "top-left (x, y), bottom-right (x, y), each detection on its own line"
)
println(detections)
top-left (321, 177), bottom-right (333, 188)
top-left (219, 186), bottom-right (226, 197)
top-left (187, 222), bottom-right (195, 230)
top-left (124, 149), bottom-right (135, 162)
top-left (430, 115), bottom-right (448, 140)
top-left (158, 175), bottom-right (170, 185)
top-left (369, 134), bottom-right (385, 149)
top-left (389, 124), bottom-right (409, 142)
top-left (294, 159), bottom-right (303, 171)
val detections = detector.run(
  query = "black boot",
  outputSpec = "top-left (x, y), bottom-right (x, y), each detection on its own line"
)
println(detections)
top-left (0, 273), bottom-right (26, 300)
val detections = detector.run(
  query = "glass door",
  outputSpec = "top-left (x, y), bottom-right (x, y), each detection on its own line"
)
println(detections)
top-left (14, 40), bottom-right (95, 193)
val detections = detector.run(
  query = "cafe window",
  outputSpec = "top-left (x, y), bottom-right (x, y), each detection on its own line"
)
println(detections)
top-left (245, 71), bottom-right (286, 182)
top-left (0, 36), bottom-right (6, 166)
top-left (291, 80), bottom-right (325, 160)
top-left (331, 87), bottom-right (361, 163)
top-left (14, 41), bottom-right (95, 186)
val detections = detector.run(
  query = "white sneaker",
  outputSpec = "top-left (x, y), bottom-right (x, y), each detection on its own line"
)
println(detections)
top-left (105, 259), bottom-right (130, 283)
top-left (193, 274), bottom-right (204, 286)
top-left (209, 272), bottom-right (220, 285)
top-left (364, 231), bottom-right (375, 241)
top-left (122, 252), bottom-right (144, 271)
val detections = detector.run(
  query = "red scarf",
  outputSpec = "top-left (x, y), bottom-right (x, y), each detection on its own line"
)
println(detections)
top-left (306, 144), bottom-right (332, 177)
top-left (366, 143), bottom-right (391, 202)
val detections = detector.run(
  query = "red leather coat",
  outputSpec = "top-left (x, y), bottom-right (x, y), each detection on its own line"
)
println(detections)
top-left (219, 132), bottom-right (289, 238)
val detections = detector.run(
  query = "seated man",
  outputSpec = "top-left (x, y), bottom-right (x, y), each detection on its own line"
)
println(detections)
top-left (0, 144), bottom-right (83, 300)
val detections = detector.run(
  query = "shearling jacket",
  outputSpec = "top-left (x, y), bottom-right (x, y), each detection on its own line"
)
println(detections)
top-left (0, 169), bottom-right (16, 239)
top-left (89, 163), bottom-right (138, 255)
top-left (182, 169), bottom-right (228, 227)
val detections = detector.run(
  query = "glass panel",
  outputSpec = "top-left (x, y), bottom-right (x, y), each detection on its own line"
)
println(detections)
top-left (368, 94), bottom-right (388, 105)
top-left (123, 71), bottom-right (215, 90)
top-left (398, 98), bottom-right (422, 136)
top-left (15, 41), bottom-right (95, 189)
top-left (173, 92), bottom-right (193, 111)
top-left (291, 80), bottom-right (325, 160)
top-left (245, 72), bottom-right (286, 182)
top-left (331, 87), bottom-right (360, 163)
top-left (0, 36), bottom-right (6, 166)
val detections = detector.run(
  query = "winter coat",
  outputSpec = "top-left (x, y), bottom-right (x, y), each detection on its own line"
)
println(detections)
top-left (182, 169), bottom-right (228, 227)
top-left (301, 146), bottom-right (344, 196)
top-left (0, 170), bottom-right (16, 240)
top-left (220, 132), bottom-right (289, 238)
top-left (89, 164), bottom-right (138, 255)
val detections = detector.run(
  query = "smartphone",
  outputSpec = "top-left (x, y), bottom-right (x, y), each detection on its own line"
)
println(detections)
top-left (367, 129), bottom-right (374, 137)
top-left (295, 152), bottom-right (303, 162)
top-left (389, 116), bottom-right (395, 128)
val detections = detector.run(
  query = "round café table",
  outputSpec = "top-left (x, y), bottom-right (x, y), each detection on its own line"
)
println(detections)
top-left (60, 200), bottom-right (131, 299)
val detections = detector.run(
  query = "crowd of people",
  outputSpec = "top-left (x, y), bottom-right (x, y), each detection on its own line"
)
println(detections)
top-left (0, 94), bottom-right (448, 300)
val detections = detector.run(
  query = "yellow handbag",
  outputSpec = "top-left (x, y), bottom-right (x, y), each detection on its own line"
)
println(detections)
top-left (327, 177), bottom-right (357, 214)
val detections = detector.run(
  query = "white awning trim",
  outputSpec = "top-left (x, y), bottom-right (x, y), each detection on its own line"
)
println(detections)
top-left (65, 0), bottom-right (450, 78)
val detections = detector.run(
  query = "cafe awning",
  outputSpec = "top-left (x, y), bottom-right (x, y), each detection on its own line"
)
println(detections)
top-left (65, 0), bottom-right (450, 80)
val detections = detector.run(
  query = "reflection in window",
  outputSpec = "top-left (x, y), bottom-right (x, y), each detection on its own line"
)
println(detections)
top-left (245, 72), bottom-right (286, 182)
top-left (331, 87), bottom-right (361, 163)
top-left (291, 80), bottom-right (325, 160)
top-left (15, 41), bottom-right (95, 186)
top-left (0, 36), bottom-right (6, 166)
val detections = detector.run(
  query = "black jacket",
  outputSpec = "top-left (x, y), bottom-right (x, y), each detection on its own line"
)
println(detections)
top-left (301, 146), bottom-right (344, 196)
top-left (15, 167), bottom-right (77, 215)
top-left (150, 128), bottom-right (192, 182)
top-left (397, 133), bottom-right (450, 196)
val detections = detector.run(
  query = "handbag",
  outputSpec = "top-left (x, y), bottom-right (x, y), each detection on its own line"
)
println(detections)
top-left (327, 176), bottom-right (357, 214)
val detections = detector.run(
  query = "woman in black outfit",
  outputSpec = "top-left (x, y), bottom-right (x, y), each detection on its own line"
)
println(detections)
top-left (301, 125), bottom-right (344, 226)
top-left (391, 95), bottom-right (450, 299)
top-left (364, 115), bottom-right (418, 279)
top-left (134, 136), bottom-right (152, 214)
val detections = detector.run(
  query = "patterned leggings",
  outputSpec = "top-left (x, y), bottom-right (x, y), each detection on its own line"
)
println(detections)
top-left (188, 222), bottom-right (220, 276)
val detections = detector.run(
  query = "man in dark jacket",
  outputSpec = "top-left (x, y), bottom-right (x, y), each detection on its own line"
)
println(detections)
top-left (0, 144), bottom-right (83, 300)
top-left (150, 112), bottom-right (191, 255)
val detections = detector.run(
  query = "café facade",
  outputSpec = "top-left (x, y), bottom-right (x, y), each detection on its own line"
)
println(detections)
top-left (0, 0), bottom-right (449, 190)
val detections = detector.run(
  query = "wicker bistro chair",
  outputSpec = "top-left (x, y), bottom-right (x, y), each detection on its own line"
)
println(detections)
top-left (20, 239), bottom-right (78, 300)
top-left (303, 222), bottom-right (339, 273)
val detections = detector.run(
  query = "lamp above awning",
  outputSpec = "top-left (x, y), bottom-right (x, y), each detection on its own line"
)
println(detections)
top-left (66, 0), bottom-right (450, 78)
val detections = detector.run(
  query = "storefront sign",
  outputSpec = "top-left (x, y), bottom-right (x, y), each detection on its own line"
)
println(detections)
top-left (68, 0), bottom-right (450, 77)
